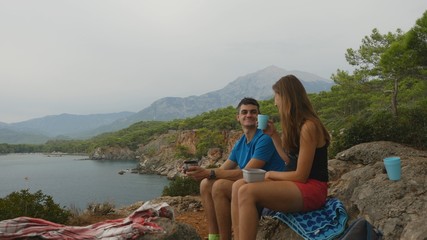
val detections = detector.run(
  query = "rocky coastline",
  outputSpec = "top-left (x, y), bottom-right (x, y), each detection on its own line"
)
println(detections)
top-left (90, 130), bottom-right (426, 239)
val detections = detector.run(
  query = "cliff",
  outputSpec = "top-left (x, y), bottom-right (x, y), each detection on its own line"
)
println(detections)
top-left (91, 130), bottom-right (243, 178)
top-left (91, 131), bottom-right (427, 239)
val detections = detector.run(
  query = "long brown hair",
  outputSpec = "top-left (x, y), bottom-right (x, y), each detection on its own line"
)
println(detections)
top-left (272, 75), bottom-right (330, 152)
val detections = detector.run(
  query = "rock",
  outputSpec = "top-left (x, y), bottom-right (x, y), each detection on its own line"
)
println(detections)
top-left (132, 130), bottom-right (244, 179)
top-left (400, 216), bottom-right (427, 240)
top-left (257, 217), bottom-right (303, 240)
top-left (138, 218), bottom-right (201, 240)
top-left (90, 146), bottom-right (135, 160)
top-left (207, 148), bottom-right (222, 163)
top-left (335, 141), bottom-right (426, 164)
top-left (149, 196), bottom-right (204, 214)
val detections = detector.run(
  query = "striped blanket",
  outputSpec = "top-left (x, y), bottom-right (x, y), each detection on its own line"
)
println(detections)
top-left (0, 201), bottom-right (173, 240)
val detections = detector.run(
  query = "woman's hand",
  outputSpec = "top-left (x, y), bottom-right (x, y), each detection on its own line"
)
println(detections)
top-left (263, 120), bottom-right (277, 137)
top-left (264, 171), bottom-right (273, 181)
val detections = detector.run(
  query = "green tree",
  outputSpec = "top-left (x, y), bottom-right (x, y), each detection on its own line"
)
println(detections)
top-left (336, 28), bottom-right (404, 117)
top-left (0, 189), bottom-right (71, 224)
top-left (380, 10), bottom-right (427, 116)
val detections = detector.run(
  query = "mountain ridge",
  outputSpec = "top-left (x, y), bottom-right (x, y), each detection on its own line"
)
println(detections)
top-left (0, 66), bottom-right (334, 144)
top-left (126, 65), bottom-right (333, 122)
top-left (0, 112), bottom-right (135, 144)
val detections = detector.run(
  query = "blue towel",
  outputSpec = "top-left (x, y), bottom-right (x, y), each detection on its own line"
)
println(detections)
top-left (271, 198), bottom-right (348, 240)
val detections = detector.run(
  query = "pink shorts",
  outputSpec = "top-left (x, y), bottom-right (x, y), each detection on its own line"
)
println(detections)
top-left (294, 179), bottom-right (327, 212)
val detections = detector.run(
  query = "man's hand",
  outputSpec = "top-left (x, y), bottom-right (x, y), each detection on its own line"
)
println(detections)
top-left (185, 166), bottom-right (209, 181)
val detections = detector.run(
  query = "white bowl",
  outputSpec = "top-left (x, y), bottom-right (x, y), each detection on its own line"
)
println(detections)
top-left (242, 168), bottom-right (266, 183)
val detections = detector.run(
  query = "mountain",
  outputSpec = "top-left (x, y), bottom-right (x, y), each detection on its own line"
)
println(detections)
top-left (0, 66), bottom-right (334, 144)
top-left (0, 128), bottom-right (50, 144)
top-left (125, 65), bottom-right (333, 122)
top-left (0, 112), bottom-right (135, 144)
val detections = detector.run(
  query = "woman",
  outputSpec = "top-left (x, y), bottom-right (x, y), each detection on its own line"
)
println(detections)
top-left (231, 75), bottom-right (330, 240)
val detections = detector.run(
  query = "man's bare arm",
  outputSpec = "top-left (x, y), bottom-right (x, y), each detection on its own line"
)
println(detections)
top-left (209, 158), bottom-right (266, 181)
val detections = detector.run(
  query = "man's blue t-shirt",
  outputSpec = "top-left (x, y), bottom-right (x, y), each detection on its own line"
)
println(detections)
top-left (229, 129), bottom-right (285, 171)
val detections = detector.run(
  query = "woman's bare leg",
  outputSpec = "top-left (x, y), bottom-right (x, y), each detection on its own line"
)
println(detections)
top-left (238, 181), bottom-right (303, 240)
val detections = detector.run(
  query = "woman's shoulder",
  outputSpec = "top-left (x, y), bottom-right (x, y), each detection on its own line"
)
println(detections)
top-left (301, 119), bottom-right (327, 146)
top-left (301, 119), bottom-right (318, 131)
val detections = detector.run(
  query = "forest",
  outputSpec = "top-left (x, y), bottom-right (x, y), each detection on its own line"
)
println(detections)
top-left (1, 11), bottom-right (426, 157)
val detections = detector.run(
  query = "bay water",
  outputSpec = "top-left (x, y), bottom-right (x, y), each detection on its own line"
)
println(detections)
top-left (0, 153), bottom-right (170, 210)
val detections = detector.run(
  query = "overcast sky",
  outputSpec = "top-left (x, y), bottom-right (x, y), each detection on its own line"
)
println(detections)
top-left (1, 1), bottom-right (426, 123)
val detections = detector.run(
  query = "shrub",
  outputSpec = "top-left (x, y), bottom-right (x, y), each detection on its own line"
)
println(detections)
top-left (195, 128), bottom-right (225, 158)
top-left (394, 107), bottom-right (427, 148)
top-left (329, 118), bottom-right (375, 157)
top-left (162, 176), bottom-right (200, 196)
top-left (0, 189), bottom-right (71, 224)
top-left (66, 201), bottom-right (124, 226)
top-left (143, 146), bottom-right (157, 157)
top-left (330, 106), bottom-right (427, 156)
top-left (175, 145), bottom-right (194, 158)
top-left (87, 201), bottom-right (116, 216)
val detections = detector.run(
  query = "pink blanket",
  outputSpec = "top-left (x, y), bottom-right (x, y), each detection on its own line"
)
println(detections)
top-left (0, 202), bottom-right (173, 240)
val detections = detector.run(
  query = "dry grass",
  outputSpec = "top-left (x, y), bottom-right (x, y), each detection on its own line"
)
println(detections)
top-left (67, 201), bottom-right (126, 226)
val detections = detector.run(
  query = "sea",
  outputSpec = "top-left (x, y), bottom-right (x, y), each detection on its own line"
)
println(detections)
top-left (0, 153), bottom-right (170, 210)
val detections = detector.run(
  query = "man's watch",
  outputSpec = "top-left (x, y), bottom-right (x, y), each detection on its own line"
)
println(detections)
top-left (208, 169), bottom-right (216, 180)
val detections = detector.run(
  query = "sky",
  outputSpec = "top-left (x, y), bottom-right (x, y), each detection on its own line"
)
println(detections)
top-left (1, 1), bottom-right (426, 123)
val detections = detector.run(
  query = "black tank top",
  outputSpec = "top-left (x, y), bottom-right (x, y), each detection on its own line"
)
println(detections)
top-left (289, 144), bottom-right (329, 182)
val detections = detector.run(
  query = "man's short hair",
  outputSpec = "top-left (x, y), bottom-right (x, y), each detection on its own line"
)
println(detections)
top-left (236, 97), bottom-right (260, 114)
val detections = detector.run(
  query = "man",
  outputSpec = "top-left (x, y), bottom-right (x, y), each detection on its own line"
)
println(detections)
top-left (186, 97), bottom-right (286, 240)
